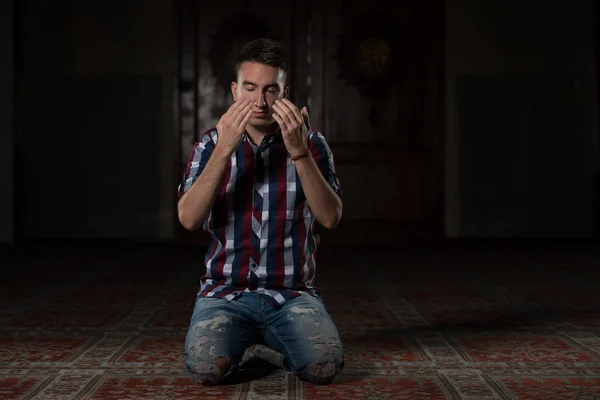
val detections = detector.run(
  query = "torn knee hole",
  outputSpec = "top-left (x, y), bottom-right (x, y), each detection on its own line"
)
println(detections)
top-left (307, 361), bottom-right (337, 384)
top-left (214, 356), bottom-right (230, 373)
top-left (188, 336), bottom-right (210, 357)
top-left (190, 356), bottom-right (231, 378)
top-left (309, 361), bottom-right (335, 375)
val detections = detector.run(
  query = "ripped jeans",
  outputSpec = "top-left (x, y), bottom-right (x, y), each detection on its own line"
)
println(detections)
top-left (184, 291), bottom-right (344, 385)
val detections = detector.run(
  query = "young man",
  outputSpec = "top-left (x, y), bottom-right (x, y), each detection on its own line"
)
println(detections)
top-left (178, 38), bottom-right (344, 386)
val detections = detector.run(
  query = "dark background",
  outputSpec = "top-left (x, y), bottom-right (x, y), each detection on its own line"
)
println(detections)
top-left (1, 3), bottom-right (599, 396)
top-left (0, 0), bottom-right (598, 247)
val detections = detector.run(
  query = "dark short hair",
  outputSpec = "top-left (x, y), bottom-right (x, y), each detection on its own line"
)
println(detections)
top-left (235, 38), bottom-right (289, 76)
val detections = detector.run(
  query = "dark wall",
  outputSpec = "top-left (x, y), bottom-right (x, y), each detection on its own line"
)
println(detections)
top-left (10, 0), bottom-right (598, 241)
top-left (15, 0), bottom-right (176, 240)
top-left (445, 0), bottom-right (598, 237)
top-left (0, 0), bottom-right (14, 243)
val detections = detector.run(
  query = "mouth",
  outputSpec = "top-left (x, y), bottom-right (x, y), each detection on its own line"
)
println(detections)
top-left (253, 111), bottom-right (269, 118)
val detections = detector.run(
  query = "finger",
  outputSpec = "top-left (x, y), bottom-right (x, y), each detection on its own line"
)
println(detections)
top-left (272, 111), bottom-right (290, 132)
top-left (301, 106), bottom-right (311, 130)
top-left (272, 104), bottom-right (293, 131)
top-left (228, 98), bottom-right (249, 120)
top-left (240, 103), bottom-right (254, 127)
top-left (233, 102), bottom-right (253, 126)
top-left (273, 103), bottom-right (295, 130)
top-left (234, 103), bottom-right (253, 128)
top-left (280, 98), bottom-right (299, 113)
top-left (280, 99), bottom-right (304, 126)
top-left (230, 100), bottom-right (252, 123)
top-left (239, 107), bottom-right (254, 132)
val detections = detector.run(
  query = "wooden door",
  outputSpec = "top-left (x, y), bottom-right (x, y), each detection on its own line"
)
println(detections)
top-left (309, 0), bottom-right (445, 244)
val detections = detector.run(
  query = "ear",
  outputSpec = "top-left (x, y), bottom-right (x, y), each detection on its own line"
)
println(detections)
top-left (283, 86), bottom-right (289, 99)
top-left (231, 81), bottom-right (238, 101)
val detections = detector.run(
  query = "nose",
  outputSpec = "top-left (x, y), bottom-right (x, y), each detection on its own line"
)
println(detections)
top-left (254, 91), bottom-right (266, 107)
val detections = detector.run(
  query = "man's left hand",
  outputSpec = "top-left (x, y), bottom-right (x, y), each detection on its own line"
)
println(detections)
top-left (272, 99), bottom-right (310, 156)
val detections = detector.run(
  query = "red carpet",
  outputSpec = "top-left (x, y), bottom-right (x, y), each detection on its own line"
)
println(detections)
top-left (1, 241), bottom-right (600, 399)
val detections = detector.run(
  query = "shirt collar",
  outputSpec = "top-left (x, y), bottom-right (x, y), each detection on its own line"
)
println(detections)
top-left (243, 127), bottom-right (282, 145)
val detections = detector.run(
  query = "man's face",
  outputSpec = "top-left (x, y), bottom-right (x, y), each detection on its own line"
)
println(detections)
top-left (231, 61), bottom-right (287, 129)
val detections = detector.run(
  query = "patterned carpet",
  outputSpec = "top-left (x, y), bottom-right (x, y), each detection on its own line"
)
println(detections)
top-left (1, 241), bottom-right (600, 399)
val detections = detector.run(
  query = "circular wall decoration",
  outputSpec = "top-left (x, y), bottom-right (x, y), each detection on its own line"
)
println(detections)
top-left (335, 15), bottom-right (404, 100)
top-left (209, 14), bottom-right (278, 93)
top-left (354, 38), bottom-right (392, 77)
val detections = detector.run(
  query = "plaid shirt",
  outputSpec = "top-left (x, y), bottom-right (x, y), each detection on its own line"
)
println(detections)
top-left (179, 128), bottom-right (342, 306)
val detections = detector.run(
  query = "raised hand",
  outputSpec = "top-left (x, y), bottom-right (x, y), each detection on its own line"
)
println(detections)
top-left (215, 99), bottom-right (254, 155)
top-left (272, 99), bottom-right (310, 156)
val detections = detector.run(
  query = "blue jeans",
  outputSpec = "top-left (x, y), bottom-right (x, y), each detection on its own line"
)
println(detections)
top-left (184, 291), bottom-right (344, 385)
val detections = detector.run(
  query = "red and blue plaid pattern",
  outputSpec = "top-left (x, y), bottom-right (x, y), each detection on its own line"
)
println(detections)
top-left (179, 128), bottom-right (342, 305)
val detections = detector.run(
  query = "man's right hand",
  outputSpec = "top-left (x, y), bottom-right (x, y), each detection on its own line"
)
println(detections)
top-left (215, 99), bottom-right (254, 155)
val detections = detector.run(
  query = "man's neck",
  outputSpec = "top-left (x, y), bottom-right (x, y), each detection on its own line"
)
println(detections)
top-left (245, 123), bottom-right (278, 145)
